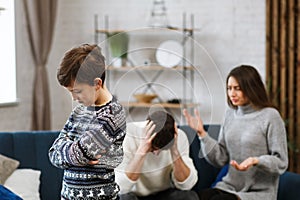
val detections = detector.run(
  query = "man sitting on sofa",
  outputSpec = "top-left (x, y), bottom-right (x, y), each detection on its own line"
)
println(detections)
top-left (115, 110), bottom-right (198, 200)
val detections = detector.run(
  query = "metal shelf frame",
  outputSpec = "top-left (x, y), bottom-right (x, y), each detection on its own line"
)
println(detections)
top-left (94, 13), bottom-right (197, 113)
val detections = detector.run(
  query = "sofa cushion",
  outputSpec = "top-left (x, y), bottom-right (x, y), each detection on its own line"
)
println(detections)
top-left (210, 164), bottom-right (229, 187)
top-left (0, 185), bottom-right (22, 200)
top-left (0, 154), bottom-right (19, 184)
top-left (4, 169), bottom-right (41, 200)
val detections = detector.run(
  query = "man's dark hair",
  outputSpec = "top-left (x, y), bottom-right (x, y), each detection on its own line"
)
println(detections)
top-left (146, 111), bottom-right (175, 150)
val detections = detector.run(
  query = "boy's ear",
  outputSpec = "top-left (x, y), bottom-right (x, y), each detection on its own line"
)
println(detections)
top-left (94, 78), bottom-right (102, 88)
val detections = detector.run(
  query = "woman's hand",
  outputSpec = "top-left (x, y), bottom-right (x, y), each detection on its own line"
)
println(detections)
top-left (230, 157), bottom-right (259, 171)
top-left (183, 109), bottom-right (206, 137)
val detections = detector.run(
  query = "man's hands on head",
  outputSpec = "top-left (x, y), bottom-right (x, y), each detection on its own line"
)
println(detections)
top-left (137, 120), bottom-right (157, 155)
top-left (170, 125), bottom-right (180, 159)
top-left (125, 121), bottom-right (156, 181)
top-left (170, 124), bottom-right (191, 182)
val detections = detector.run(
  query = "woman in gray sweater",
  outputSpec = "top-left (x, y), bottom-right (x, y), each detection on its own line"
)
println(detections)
top-left (184, 65), bottom-right (288, 200)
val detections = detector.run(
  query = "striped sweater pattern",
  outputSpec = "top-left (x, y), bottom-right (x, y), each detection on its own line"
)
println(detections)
top-left (49, 97), bottom-right (126, 200)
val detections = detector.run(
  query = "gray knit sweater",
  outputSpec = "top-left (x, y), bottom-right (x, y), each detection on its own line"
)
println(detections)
top-left (200, 105), bottom-right (288, 200)
top-left (49, 97), bottom-right (126, 200)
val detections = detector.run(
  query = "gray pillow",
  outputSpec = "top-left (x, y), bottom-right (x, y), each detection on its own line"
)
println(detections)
top-left (0, 154), bottom-right (20, 184)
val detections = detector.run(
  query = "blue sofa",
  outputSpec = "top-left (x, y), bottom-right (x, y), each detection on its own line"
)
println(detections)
top-left (0, 125), bottom-right (299, 200)
top-left (0, 131), bottom-right (63, 200)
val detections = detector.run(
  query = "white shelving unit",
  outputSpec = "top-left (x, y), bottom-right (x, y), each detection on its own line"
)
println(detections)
top-left (94, 14), bottom-right (199, 118)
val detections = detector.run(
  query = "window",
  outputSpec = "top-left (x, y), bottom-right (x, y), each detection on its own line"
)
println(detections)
top-left (0, 0), bottom-right (16, 105)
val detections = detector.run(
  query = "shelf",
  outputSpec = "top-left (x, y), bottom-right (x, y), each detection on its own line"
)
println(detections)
top-left (95, 13), bottom-right (197, 118)
top-left (107, 65), bottom-right (194, 71)
top-left (95, 26), bottom-right (200, 34)
top-left (121, 102), bottom-right (199, 109)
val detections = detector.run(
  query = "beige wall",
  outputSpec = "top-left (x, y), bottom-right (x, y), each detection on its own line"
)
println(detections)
top-left (0, 0), bottom-right (266, 131)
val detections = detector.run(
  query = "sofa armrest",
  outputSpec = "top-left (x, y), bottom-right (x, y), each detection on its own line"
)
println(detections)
top-left (277, 171), bottom-right (300, 200)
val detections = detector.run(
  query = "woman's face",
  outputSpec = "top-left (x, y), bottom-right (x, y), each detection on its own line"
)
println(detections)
top-left (227, 76), bottom-right (249, 106)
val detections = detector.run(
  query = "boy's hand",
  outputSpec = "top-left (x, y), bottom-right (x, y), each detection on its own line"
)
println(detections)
top-left (88, 155), bottom-right (101, 165)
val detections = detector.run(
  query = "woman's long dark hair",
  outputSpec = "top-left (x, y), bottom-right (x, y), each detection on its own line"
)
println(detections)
top-left (226, 65), bottom-right (274, 109)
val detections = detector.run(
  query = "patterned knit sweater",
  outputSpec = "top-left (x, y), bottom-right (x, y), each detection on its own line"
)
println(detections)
top-left (49, 97), bottom-right (126, 200)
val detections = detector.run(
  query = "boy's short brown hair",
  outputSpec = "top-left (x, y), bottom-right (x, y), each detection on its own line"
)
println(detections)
top-left (57, 44), bottom-right (106, 87)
